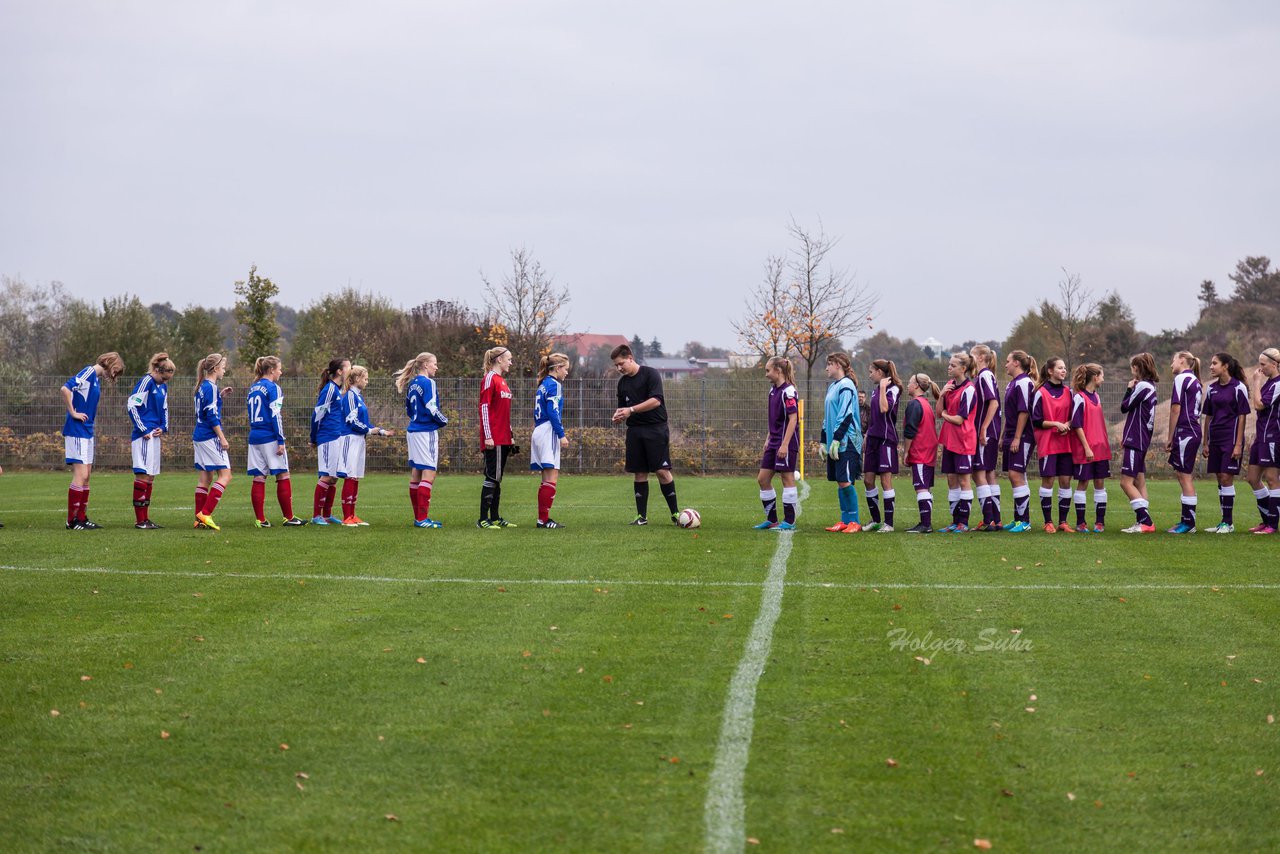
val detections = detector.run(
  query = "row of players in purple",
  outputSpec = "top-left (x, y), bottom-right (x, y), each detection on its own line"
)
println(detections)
top-left (761, 346), bottom-right (1280, 534)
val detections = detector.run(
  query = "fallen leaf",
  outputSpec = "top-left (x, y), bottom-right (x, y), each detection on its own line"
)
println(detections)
top-left (975, 840), bottom-right (992, 850)
top-left (542, 709), bottom-right (551, 717)
top-left (1034, 562), bottom-right (1044, 567)
top-left (623, 723), bottom-right (632, 730)
top-left (193, 636), bottom-right (205, 642)
top-left (416, 657), bottom-right (427, 664)
top-left (1268, 715), bottom-right (1275, 725)
top-left (81, 675), bottom-right (92, 681)
top-left (123, 662), bottom-right (134, 669)
top-left (886, 758), bottom-right (898, 767)
top-left (296, 781), bottom-right (304, 791)
top-left (1029, 694), bottom-right (1037, 701)
top-left (914, 656), bottom-right (932, 666)
top-left (722, 614), bottom-right (733, 620)
top-left (1000, 557), bottom-right (1007, 562)
top-left (1221, 681), bottom-right (1228, 687)
top-left (892, 604), bottom-right (902, 611)
top-left (1066, 792), bottom-right (1076, 801)
top-left (831, 827), bottom-right (844, 834)
top-left (296, 772), bottom-right (309, 779)
top-left (497, 586), bottom-right (507, 593)
top-left (669, 756), bottom-right (680, 764)
top-left (1025, 707), bottom-right (1036, 713)
top-left (193, 592), bottom-right (204, 598)
top-left (378, 735), bottom-right (385, 742)
top-left (1095, 559), bottom-right (1102, 565)
top-left (1094, 800), bottom-right (1104, 808)
top-left (161, 730), bottom-right (170, 739)
top-left (1253, 679), bottom-right (1263, 684)
top-left (1257, 769), bottom-right (1266, 776)
top-left (280, 743), bottom-right (289, 751)
top-left (635, 700), bottom-right (644, 705)
top-left (383, 647), bottom-right (392, 652)
top-left (1118, 597), bottom-right (1127, 603)
top-left (1001, 789), bottom-right (1014, 797)
top-left (746, 838), bottom-right (759, 845)
top-left (1014, 566), bottom-right (1023, 571)
top-left (50, 709), bottom-right (60, 717)
top-left (521, 650), bottom-right (532, 658)
top-left (550, 626), bottom-right (558, 631)
top-left (385, 814), bottom-right (398, 822)
top-left (1227, 655), bottom-right (1237, 660)
top-left (602, 675), bottom-right (613, 683)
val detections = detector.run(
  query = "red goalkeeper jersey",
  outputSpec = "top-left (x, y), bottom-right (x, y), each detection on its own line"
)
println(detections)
top-left (478, 371), bottom-right (513, 447)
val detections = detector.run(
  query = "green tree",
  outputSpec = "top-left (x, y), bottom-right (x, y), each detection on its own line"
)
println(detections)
top-left (59, 295), bottom-right (163, 376)
top-left (234, 265), bottom-right (281, 359)
top-left (171, 305), bottom-right (226, 376)
top-left (1228, 256), bottom-right (1280, 304)
top-left (291, 288), bottom-right (403, 372)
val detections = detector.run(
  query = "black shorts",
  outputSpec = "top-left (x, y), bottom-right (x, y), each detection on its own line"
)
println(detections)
top-left (625, 425), bottom-right (672, 473)
top-left (483, 445), bottom-right (512, 483)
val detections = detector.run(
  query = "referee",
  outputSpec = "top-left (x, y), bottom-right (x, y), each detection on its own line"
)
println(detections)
top-left (611, 344), bottom-right (680, 525)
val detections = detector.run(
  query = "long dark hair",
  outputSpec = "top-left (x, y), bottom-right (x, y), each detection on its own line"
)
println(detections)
top-left (318, 358), bottom-right (349, 395)
top-left (1212, 352), bottom-right (1246, 384)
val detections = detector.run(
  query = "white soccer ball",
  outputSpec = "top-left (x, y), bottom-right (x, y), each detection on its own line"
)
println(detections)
top-left (677, 508), bottom-right (701, 529)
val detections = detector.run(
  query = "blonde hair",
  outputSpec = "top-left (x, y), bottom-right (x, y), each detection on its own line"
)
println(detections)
top-left (766, 355), bottom-right (796, 386)
top-left (195, 353), bottom-right (225, 393)
top-left (538, 352), bottom-right (570, 381)
top-left (254, 356), bottom-right (281, 379)
top-left (909, 372), bottom-right (941, 400)
top-left (148, 352), bottom-right (175, 375)
top-left (970, 344), bottom-right (998, 377)
top-left (395, 352), bottom-right (437, 394)
top-left (1260, 348), bottom-right (1280, 369)
top-left (1072, 362), bottom-right (1103, 392)
top-left (95, 352), bottom-right (125, 381)
top-left (949, 352), bottom-right (976, 380)
top-left (342, 365), bottom-right (369, 394)
top-left (1175, 350), bottom-right (1201, 380)
top-left (483, 346), bottom-right (510, 374)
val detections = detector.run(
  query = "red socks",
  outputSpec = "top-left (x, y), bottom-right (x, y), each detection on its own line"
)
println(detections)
top-left (313, 481), bottom-right (327, 518)
top-left (277, 478), bottom-right (293, 519)
top-left (323, 481), bottom-right (337, 518)
top-left (195, 487), bottom-right (208, 521)
top-left (417, 481), bottom-right (432, 521)
top-left (68, 485), bottom-right (88, 523)
top-left (133, 480), bottom-right (149, 524)
top-left (341, 479), bottom-right (359, 519)
top-left (251, 479), bottom-right (266, 522)
top-left (538, 482), bottom-right (556, 523)
top-left (201, 483), bottom-right (225, 516)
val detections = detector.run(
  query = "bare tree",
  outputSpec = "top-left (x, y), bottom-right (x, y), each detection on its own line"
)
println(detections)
top-left (732, 254), bottom-right (795, 364)
top-left (1039, 268), bottom-right (1098, 369)
top-left (783, 218), bottom-right (879, 398)
top-left (480, 247), bottom-right (571, 375)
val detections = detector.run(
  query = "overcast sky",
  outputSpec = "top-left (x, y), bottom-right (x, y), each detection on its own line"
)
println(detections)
top-left (3, 1), bottom-right (1277, 353)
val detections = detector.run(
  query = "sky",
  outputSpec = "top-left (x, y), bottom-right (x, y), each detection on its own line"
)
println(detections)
top-left (2, 1), bottom-right (1277, 353)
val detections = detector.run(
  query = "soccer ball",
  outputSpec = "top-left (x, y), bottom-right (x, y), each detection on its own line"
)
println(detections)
top-left (676, 508), bottom-right (701, 529)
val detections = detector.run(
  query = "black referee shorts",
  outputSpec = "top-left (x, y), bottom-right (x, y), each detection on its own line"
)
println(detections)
top-left (625, 425), bottom-right (672, 473)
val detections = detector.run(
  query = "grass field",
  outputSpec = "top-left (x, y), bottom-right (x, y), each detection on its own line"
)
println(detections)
top-left (1, 471), bottom-right (1277, 852)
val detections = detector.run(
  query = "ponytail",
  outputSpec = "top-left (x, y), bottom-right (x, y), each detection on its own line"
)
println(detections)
top-left (538, 352), bottom-right (570, 381)
top-left (318, 358), bottom-right (349, 395)
top-left (1176, 350), bottom-right (1201, 381)
top-left (766, 355), bottom-right (796, 387)
top-left (395, 352), bottom-right (436, 394)
top-left (255, 356), bottom-right (281, 379)
top-left (970, 344), bottom-right (997, 378)
top-left (1037, 357), bottom-right (1065, 389)
top-left (483, 347), bottom-right (511, 374)
top-left (1213, 352), bottom-right (1246, 384)
top-left (1130, 353), bottom-right (1159, 384)
top-left (911, 372), bottom-right (941, 401)
top-left (194, 353), bottom-right (225, 394)
top-left (1009, 349), bottom-right (1038, 382)
top-left (1072, 363), bottom-right (1102, 392)
top-left (871, 358), bottom-right (903, 391)
top-left (342, 365), bottom-right (368, 394)
top-left (827, 352), bottom-right (858, 386)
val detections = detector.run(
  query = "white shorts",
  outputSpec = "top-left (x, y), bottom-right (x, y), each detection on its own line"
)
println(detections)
top-left (247, 442), bottom-right (289, 476)
top-left (407, 431), bottom-right (439, 471)
top-left (339, 434), bottom-right (367, 479)
top-left (529, 421), bottom-right (562, 471)
top-left (316, 438), bottom-right (344, 477)
top-left (65, 436), bottom-right (95, 466)
top-left (131, 436), bottom-right (162, 475)
top-left (193, 438), bottom-right (230, 471)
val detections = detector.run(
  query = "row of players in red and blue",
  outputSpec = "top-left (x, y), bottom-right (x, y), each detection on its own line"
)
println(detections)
top-left (793, 346), bottom-right (1280, 534)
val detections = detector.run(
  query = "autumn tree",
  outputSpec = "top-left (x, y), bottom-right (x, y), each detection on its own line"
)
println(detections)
top-left (732, 255), bottom-right (795, 366)
top-left (480, 247), bottom-right (571, 376)
top-left (291, 288), bottom-right (403, 372)
top-left (1036, 268), bottom-right (1097, 370)
top-left (59, 295), bottom-right (163, 375)
top-left (234, 264), bottom-right (281, 359)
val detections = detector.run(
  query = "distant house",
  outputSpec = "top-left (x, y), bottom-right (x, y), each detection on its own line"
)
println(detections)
top-left (551, 333), bottom-right (630, 366)
top-left (644, 357), bottom-right (705, 381)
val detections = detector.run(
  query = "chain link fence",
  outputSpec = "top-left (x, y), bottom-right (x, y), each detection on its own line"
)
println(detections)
top-left (0, 372), bottom-right (1232, 476)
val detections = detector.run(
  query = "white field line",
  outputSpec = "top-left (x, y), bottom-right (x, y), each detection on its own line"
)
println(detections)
top-left (702, 480), bottom-right (808, 854)
top-left (0, 565), bottom-right (1277, 592)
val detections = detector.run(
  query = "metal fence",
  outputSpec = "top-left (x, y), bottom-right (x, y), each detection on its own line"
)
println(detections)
top-left (0, 373), bottom-right (1234, 476)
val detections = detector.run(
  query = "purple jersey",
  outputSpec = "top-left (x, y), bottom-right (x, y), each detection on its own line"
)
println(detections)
top-left (1203, 379), bottom-right (1249, 448)
top-left (1257, 376), bottom-right (1280, 444)
top-left (767, 382), bottom-right (799, 449)
top-left (1000, 374), bottom-right (1034, 447)
top-left (1120, 380), bottom-right (1157, 452)
top-left (867, 383), bottom-right (900, 443)
top-left (974, 368), bottom-right (1002, 444)
top-left (1170, 371), bottom-right (1203, 440)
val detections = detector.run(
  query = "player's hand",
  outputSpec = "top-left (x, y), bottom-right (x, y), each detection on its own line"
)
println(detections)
top-left (1085, 447), bottom-right (1094, 461)
top-left (828, 440), bottom-right (840, 459)
top-left (150, 428), bottom-right (163, 438)
top-left (484, 439), bottom-right (495, 449)
top-left (1233, 444), bottom-right (1242, 460)
top-left (560, 437), bottom-right (569, 449)
top-left (73, 412), bottom-right (89, 422)
top-left (1164, 441), bottom-right (1172, 453)
top-left (1201, 445), bottom-right (1210, 459)
top-left (817, 443), bottom-right (828, 462)
top-left (220, 386), bottom-right (232, 397)
top-left (880, 377), bottom-right (889, 389)
top-left (611, 407), bottom-right (629, 424)
top-left (1128, 379), bottom-right (1136, 389)
top-left (218, 438), bottom-right (230, 450)
top-left (942, 381), bottom-right (955, 394)
top-left (277, 445), bottom-right (286, 456)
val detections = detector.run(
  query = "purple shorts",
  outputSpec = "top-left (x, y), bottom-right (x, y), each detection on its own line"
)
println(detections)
top-left (940, 449), bottom-right (973, 475)
top-left (761, 444), bottom-right (798, 473)
top-left (1168, 435), bottom-right (1202, 474)
top-left (1001, 440), bottom-right (1033, 473)
top-left (910, 462), bottom-right (935, 492)
top-left (863, 435), bottom-right (899, 474)
top-left (1207, 444), bottom-right (1242, 475)
top-left (1038, 452), bottom-right (1073, 479)
top-left (1250, 439), bottom-right (1278, 468)
top-left (1074, 460), bottom-right (1112, 481)
top-left (973, 438), bottom-right (999, 472)
top-left (1120, 447), bottom-right (1146, 478)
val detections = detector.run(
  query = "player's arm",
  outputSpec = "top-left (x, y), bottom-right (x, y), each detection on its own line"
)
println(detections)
top-left (1070, 395), bottom-right (1093, 459)
top-left (978, 383), bottom-right (998, 437)
top-left (127, 385), bottom-right (149, 433)
top-left (426, 380), bottom-right (448, 426)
